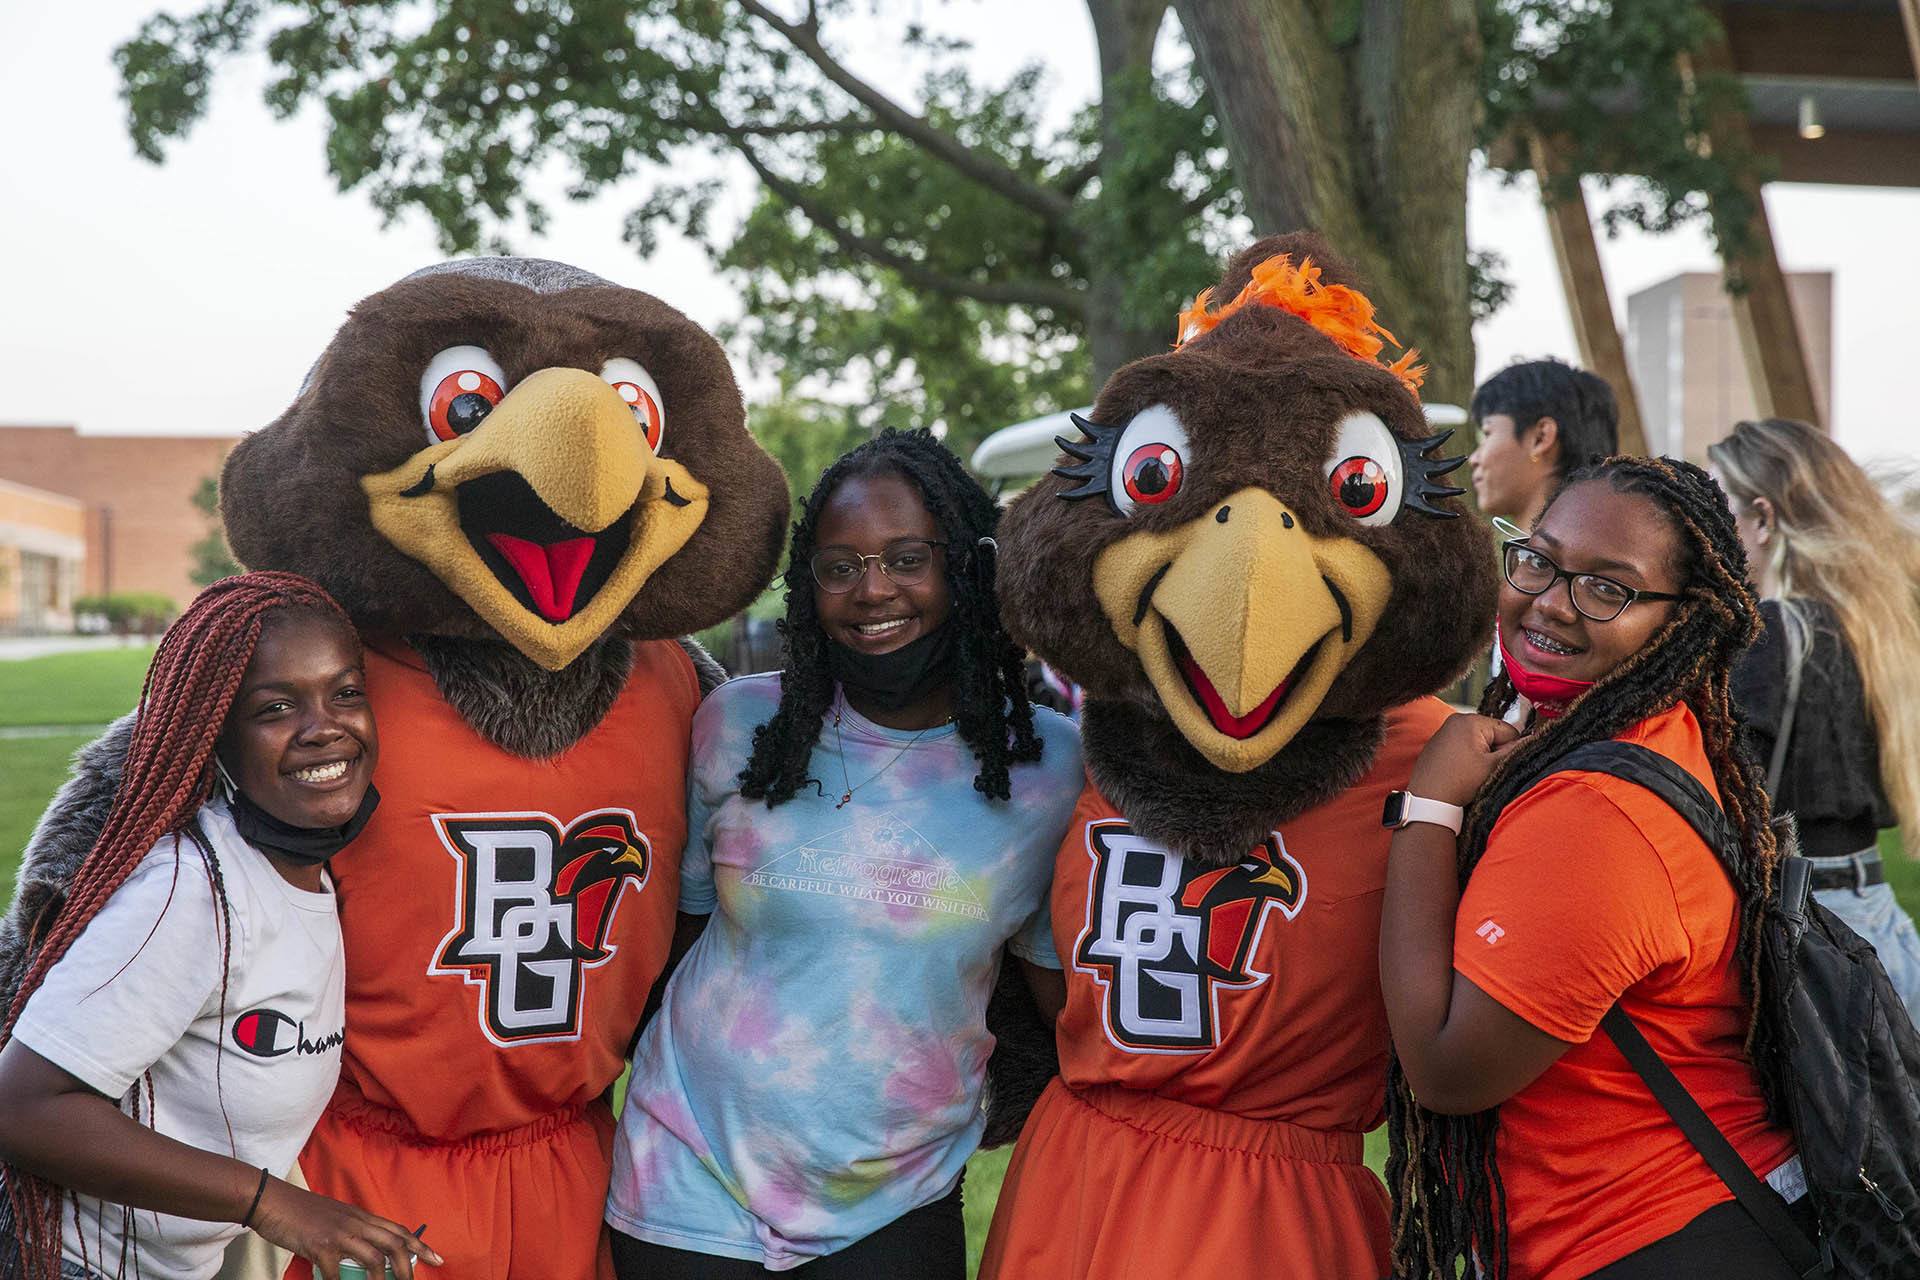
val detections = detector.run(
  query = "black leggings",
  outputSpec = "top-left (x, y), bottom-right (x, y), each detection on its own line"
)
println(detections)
top-left (1586, 1193), bottom-right (1821, 1278)
top-left (609, 1179), bottom-right (966, 1280)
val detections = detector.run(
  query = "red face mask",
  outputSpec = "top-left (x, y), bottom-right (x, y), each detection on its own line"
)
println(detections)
top-left (1496, 619), bottom-right (1594, 720)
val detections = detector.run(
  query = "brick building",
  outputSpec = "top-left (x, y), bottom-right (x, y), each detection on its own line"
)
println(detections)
top-left (0, 425), bottom-right (240, 616)
top-left (0, 478), bottom-right (86, 631)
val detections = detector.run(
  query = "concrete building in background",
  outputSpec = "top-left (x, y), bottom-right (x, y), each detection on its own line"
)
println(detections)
top-left (1626, 271), bottom-right (1834, 463)
top-left (0, 478), bottom-right (85, 632)
top-left (0, 425), bottom-right (240, 616)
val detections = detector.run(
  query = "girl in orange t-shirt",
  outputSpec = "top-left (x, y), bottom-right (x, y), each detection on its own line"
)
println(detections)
top-left (1379, 457), bottom-right (1812, 1279)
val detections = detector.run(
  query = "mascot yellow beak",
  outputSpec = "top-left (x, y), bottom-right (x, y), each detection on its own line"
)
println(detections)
top-left (1092, 487), bottom-right (1391, 772)
top-left (362, 367), bottom-right (709, 670)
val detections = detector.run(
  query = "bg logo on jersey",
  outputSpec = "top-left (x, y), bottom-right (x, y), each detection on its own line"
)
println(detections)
top-left (430, 809), bottom-right (651, 1044)
top-left (1074, 819), bottom-right (1306, 1052)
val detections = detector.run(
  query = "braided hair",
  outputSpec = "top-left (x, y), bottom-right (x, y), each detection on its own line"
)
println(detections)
top-left (738, 428), bottom-right (1042, 805)
top-left (0, 571), bottom-right (354, 1280)
top-left (1386, 457), bottom-right (1789, 1279)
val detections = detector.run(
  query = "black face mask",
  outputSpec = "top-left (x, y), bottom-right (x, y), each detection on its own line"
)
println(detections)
top-left (827, 624), bottom-right (955, 713)
top-left (226, 784), bottom-right (381, 867)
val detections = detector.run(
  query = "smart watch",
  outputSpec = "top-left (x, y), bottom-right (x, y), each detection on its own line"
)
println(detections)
top-left (1381, 790), bottom-right (1465, 835)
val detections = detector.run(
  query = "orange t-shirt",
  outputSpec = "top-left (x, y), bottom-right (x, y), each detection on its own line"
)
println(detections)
top-left (1050, 697), bottom-right (1450, 1130)
top-left (1454, 701), bottom-right (1796, 1278)
top-left (328, 637), bottom-right (698, 1141)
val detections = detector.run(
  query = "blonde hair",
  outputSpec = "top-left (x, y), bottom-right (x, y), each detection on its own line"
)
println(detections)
top-left (1708, 419), bottom-right (1920, 851)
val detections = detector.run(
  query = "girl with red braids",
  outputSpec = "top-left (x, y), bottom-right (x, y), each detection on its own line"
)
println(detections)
top-left (0, 572), bottom-right (442, 1280)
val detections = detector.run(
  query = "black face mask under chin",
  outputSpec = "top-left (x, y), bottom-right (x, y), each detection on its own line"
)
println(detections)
top-left (223, 781), bottom-right (381, 867)
top-left (827, 624), bottom-right (955, 713)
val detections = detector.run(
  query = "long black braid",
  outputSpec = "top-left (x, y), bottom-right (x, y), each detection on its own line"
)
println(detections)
top-left (1386, 456), bottom-right (1791, 1279)
top-left (737, 428), bottom-right (1043, 805)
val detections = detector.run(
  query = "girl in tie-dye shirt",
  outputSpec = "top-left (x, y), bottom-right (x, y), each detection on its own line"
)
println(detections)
top-left (607, 430), bottom-right (1081, 1278)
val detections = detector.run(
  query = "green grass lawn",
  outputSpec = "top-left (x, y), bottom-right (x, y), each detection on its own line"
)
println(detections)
top-left (0, 644), bottom-right (152, 897)
top-left (0, 646), bottom-right (1912, 1275)
top-left (0, 733), bottom-right (95, 879)
top-left (0, 643), bottom-right (153, 727)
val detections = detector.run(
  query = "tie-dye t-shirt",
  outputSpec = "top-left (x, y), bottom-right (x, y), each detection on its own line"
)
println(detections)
top-left (606, 673), bottom-right (1082, 1269)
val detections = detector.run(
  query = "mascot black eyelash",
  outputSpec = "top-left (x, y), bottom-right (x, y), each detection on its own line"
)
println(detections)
top-left (1054, 412), bottom-right (1468, 519)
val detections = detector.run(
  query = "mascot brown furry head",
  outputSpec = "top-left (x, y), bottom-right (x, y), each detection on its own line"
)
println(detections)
top-left (222, 258), bottom-right (788, 677)
top-left (998, 232), bottom-right (1495, 863)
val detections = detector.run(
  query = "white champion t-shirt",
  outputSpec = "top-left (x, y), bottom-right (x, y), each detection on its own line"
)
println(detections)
top-left (13, 798), bottom-right (345, 1280)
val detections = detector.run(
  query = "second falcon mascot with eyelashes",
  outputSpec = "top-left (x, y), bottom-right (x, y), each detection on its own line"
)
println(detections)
top-left (977, 234), bottom-right (1496, 1279)
top-left (3, 259), bottom-right (789, 1280)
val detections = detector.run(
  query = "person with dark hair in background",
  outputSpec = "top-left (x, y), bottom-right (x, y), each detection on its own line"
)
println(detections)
top-left (0, 573), bottom-right (440, 1280)
top-left (604, 429), bottom-right (1082, 1278)
top-left (1468, 359), bottom-right (1621, 527)
top-left (1709, 417), bottom-right (1920, 1019)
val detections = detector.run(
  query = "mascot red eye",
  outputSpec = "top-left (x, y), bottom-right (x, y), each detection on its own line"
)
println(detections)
top-left (601, 358), bottom-right (667, 454)
top-left (1321, 411), bottom-right (1405, 527)
top-left (418, 345), bottom-right (509, 445)
top-left (1104, 404), bottom-right (1193, 517)
top-left (610, 381), bottom-right (664, 452)
top-left (1120, 444), bottom-right (1184, 506)
top-left (426, 369), bottom-right (505, 442)
top-left (1328, 456), bottom-right (1389, 517)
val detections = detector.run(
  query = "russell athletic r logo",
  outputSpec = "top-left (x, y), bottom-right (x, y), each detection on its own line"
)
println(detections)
top-left (431, 809), bottom-right (652, 1045)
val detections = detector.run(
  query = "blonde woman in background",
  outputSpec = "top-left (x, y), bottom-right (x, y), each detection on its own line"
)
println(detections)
top-left (1708, 418), bottom-right (1920, 1018)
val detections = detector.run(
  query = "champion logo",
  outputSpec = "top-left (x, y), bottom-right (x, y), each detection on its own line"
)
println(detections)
top-left (1476, 918), bottom-right (1506, 946)
top-left (231, 1008), bottom-right (345, 1059)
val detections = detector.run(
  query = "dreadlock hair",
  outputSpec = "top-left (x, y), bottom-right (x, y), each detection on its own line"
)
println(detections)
top-left (737, 428), bottom-right (1042, 806)
top-left (1386, 456), bottom-right (1790, 1280)
top-left (0, 571), bottom-right (353, 1280)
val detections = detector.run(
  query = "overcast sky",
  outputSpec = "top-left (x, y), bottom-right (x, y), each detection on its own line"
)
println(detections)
top-left (4, 0), bottom-right (1916, 466)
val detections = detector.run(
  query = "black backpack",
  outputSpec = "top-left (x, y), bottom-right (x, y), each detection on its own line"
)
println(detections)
top-left (1530, 741), bottom-right (1920, 1279)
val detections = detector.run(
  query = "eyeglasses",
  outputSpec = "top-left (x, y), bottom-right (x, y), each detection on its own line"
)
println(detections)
top-left (809, 539), bottom-right (947, 594)
top-left (1502, 541), bottom-right (1687, 623)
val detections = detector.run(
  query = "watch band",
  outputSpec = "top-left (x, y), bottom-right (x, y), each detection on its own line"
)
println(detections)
top-left (1384, 791), bottom-right (1465, 835)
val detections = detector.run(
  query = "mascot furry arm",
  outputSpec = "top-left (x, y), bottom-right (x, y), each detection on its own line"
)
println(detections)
top-left (2, 259), bottom-right (788, 1280)
top-left (977, 233), bottom-right (1496, 1280)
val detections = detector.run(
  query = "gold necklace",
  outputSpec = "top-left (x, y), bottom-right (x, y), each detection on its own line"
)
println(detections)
top-left (830, 697), bottom-right (951, 809)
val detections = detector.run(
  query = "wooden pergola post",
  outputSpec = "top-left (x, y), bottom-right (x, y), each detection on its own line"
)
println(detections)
top-left (1901, 0), bottom-right (1920, 85)
top-left (1691, 30), bottom-right (1824, 428)
top-left (1719, 187), bottom-right (1823, 427)
top-left (1528, 133), bottom-right (1649, 456)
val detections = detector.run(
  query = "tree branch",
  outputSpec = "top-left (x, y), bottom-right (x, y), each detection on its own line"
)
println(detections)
top-left (736, 143), bottom-right (1085, 313)
top-left (737, 0), bottom-right (1076, 226)
top-left (1180, 172), bottom-right (1236, 217)
top-left (1057, 156), bottom-right (1102, 199)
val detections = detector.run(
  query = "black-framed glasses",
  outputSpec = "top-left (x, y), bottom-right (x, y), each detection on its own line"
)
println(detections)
top-left (1502, 541), bottom-right (1687, 623)
top-left (809, 539), bottom-right (948, 594)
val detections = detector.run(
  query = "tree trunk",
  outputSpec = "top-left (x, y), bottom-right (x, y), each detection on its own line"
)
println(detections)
top-left (1084, 0), bottom-right (1176, 384)
top-left (1172, 0), bottom-right (1480, 407)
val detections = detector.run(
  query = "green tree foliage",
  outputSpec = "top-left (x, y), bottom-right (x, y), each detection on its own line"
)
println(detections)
top-left (115, 1), bottom-right (1765, 450)
top-left (1479, 0), bottom-right (1765, 264)
top-left (748, 397), bottom-right (869, 514)
top-left (117, 1), bottom-right (1240, 458)
top-left (188, 473), bottom-right (240, 587)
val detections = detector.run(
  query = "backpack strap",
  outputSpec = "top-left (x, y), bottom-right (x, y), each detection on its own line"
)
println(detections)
top-left (1600, 1007), bottom-right (1827, 1277)
top-left (1527, 740), bottom-right (1731, 855)
top-left (1767, 606), bottom-right (1808, 798)
top-left (1529, 741), bottom-right (1828, 1277)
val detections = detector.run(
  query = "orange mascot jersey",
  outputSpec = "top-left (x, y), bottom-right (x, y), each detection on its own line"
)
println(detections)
top-left (980, 698), bottom-right (1450, 1280)
top-left (290, 637), bottom-right (698, 1280)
